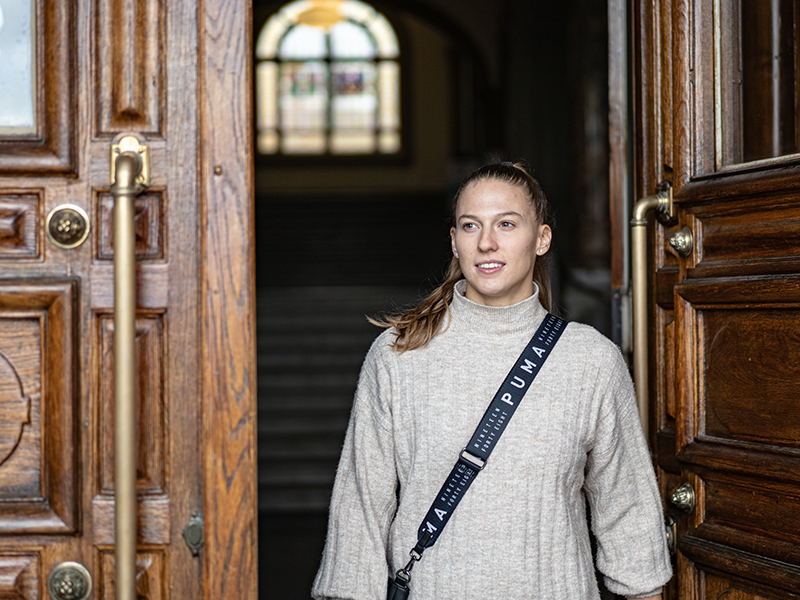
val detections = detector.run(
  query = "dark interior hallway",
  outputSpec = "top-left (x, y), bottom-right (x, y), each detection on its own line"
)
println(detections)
top-left (255, 194), bottom-right (448, 598)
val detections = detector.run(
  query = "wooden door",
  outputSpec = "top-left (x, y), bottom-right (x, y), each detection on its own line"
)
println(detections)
top-left (0, 1), bottom-right (256, 598)
top-left (632, 0), bottom-right (800, 598)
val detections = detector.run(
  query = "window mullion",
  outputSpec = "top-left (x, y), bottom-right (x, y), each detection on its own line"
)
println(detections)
top-left (326, 32), bottom-right (333, 154)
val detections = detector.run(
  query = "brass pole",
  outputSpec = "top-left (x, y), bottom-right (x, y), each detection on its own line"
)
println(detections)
top-left (111, 151), bottom-right (142, 600)
top-left (630, 189), bottom-right (670, 445)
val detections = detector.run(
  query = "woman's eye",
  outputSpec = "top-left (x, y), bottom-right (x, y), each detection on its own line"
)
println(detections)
top-left (500, 221), bottom-right (514, 228)
top-left (462, 222), bottom-right (477, 230)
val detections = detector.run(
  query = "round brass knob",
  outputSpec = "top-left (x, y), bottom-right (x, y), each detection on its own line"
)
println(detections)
top-left (47, 562), bottom-right (92, 600)
top-left (670, 482), bottom-right (696, 512)
top-left (668, 226), bottom-right (693, 258)
top-left (46, 204), bottom-right (90, 249)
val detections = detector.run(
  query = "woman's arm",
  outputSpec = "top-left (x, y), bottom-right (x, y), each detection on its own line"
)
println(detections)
top-left (584, 347), bottom-right (673, 597)
top-left (312, 339), bottom-right (400, 600)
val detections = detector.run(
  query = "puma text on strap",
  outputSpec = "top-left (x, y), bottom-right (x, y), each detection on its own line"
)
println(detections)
top-left (416, 313), bottom-right (566, 546)
top-left (387, 313), bottom-right (567, 599)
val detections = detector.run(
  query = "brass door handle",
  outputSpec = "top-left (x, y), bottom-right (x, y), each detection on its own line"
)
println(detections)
top-left (110, 135), bottom-right (148, 600)
top-left (630, 183), bottom-right (672, 444)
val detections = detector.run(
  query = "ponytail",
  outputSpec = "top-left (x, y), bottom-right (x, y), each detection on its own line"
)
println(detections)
top-left (533, 255), bottom-right (552, 313)
top-left (368, 257), bottom-right (463, 351)
top-left (371, 161), bottom-right (554, 352)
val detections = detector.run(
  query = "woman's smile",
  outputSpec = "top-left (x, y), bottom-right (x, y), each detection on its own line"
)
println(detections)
top-left (476, 261), bottom-right (505, 273)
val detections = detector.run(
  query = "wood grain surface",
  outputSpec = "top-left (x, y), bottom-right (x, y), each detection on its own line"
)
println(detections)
top-left (0, 0), bottom-right (75, 174)
top-left (0, 0), bottom-right (254, 596)
top-left (634, 1), bottom-right (800, 598)
top-left (200, 0), bottom-right (257, 598)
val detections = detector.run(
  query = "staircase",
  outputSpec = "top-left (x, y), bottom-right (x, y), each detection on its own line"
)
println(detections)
top-left (257, 286), bottom-right (419, 512)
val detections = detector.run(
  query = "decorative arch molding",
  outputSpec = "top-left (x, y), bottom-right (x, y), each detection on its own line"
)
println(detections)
top-left (0, 0), bottom-right (75, 175)
top-left (253, 0), bottom-right (496, 159)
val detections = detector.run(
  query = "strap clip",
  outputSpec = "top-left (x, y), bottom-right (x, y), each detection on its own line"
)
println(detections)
top-left (395, 530), bottom-right (432, 584)
top-left (394, 548), bottom-right (420, 584)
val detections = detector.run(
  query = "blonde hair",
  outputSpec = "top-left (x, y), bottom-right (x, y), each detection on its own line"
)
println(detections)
top-left (371, 161), bottom-right (554, 352)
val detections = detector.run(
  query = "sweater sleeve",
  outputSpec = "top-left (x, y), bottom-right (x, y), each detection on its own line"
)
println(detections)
top-left (312, 336), bottom-right (398, 600)
top-left (583, 348), bottom-right (673, 598)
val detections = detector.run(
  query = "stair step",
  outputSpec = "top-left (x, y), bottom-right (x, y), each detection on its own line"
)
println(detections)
top-left (258, 488), bottom-right (333, 512)
top-left (257, 285), bottom-right (419, 512)
top-left (257, 393), bottom-right (353, 408)
top-left (259, 438), bottom-right (345, 459)
top-left (259, 462), bottom-right (338, 486)
top-left (258, 351), bottom-right (367, 368)
top-left (259, 416), bottom-right (349, 435)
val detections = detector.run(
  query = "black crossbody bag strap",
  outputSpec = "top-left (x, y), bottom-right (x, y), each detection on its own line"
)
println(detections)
top-left (387, 313), bottom-right (567, 600)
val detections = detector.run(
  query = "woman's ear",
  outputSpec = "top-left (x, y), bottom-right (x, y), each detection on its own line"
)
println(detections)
top-left (450, 227), bottom-right (458, 256)
top-left (537, 224), bottom-right (553, 255)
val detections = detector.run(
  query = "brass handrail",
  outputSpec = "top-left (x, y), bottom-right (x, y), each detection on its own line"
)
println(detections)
top-left (111, 148), bottom-right (144, 600)
top-left (630, 186), bottom-right (671, 444)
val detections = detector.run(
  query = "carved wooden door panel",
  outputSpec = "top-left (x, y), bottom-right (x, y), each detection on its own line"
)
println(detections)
top-left (634, 0), bottom-right (800, 598)
top-left (0, 0), bottom-right (256, 599)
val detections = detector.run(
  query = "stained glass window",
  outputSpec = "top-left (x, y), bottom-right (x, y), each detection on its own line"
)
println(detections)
top-left (256, 0), bottom-right (401, 155)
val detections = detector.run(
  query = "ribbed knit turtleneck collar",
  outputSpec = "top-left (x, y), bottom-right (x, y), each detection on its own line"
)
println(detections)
top-left (447, 279), bottom-right (548, 336)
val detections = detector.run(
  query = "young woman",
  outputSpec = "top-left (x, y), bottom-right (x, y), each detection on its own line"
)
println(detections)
top-left (312, 162), bottom-right (672, 600)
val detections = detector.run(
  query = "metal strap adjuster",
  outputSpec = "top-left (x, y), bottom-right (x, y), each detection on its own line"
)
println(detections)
top-left (459, 449), bottom-right (486, 470)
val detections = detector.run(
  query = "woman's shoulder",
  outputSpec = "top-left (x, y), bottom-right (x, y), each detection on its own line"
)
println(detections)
top-left (558, 320), bottom-right (627, 368)
top-left (364, 328), bottom-right (399, 362)
top-left (561, 320), bottom-right (615, 345)
top-left (552, 321), bottom-right (633, 399)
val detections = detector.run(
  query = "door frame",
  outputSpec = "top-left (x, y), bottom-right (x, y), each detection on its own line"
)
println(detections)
top-left (608, 0), bottom-right (632, 354)
top-left (200, 1), bottom-right (258, 598)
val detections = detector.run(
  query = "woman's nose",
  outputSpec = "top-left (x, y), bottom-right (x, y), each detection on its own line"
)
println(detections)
top-left (478, 229), bottom-right (497, 251)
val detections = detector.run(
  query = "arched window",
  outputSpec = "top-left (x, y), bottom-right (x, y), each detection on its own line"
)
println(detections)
top-left (256, 0), bottom-right (401, 155)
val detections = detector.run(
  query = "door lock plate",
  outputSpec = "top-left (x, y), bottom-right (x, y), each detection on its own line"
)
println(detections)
top-left (184, 512), bottom-right (204, 556)
top-left (46, 204), bottom-right (90, 249)
top-left (48, 562), bottom-right (92, 600)
top-left (665, 515), bottom-right (677, 555)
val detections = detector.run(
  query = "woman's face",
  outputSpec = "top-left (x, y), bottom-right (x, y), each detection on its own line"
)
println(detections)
top-left (450, 178), bottom-right (552, 307)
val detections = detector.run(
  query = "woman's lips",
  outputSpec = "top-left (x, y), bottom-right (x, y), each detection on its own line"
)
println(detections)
top-left (476, 261), bottom-right (504, 274)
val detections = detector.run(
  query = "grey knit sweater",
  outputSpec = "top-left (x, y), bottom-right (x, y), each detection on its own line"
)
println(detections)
top-left (313, 282), bottom-right (672, 599)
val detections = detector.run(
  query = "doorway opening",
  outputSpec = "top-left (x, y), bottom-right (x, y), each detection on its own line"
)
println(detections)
top-left (253, 1), bottom-right (613, 597)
